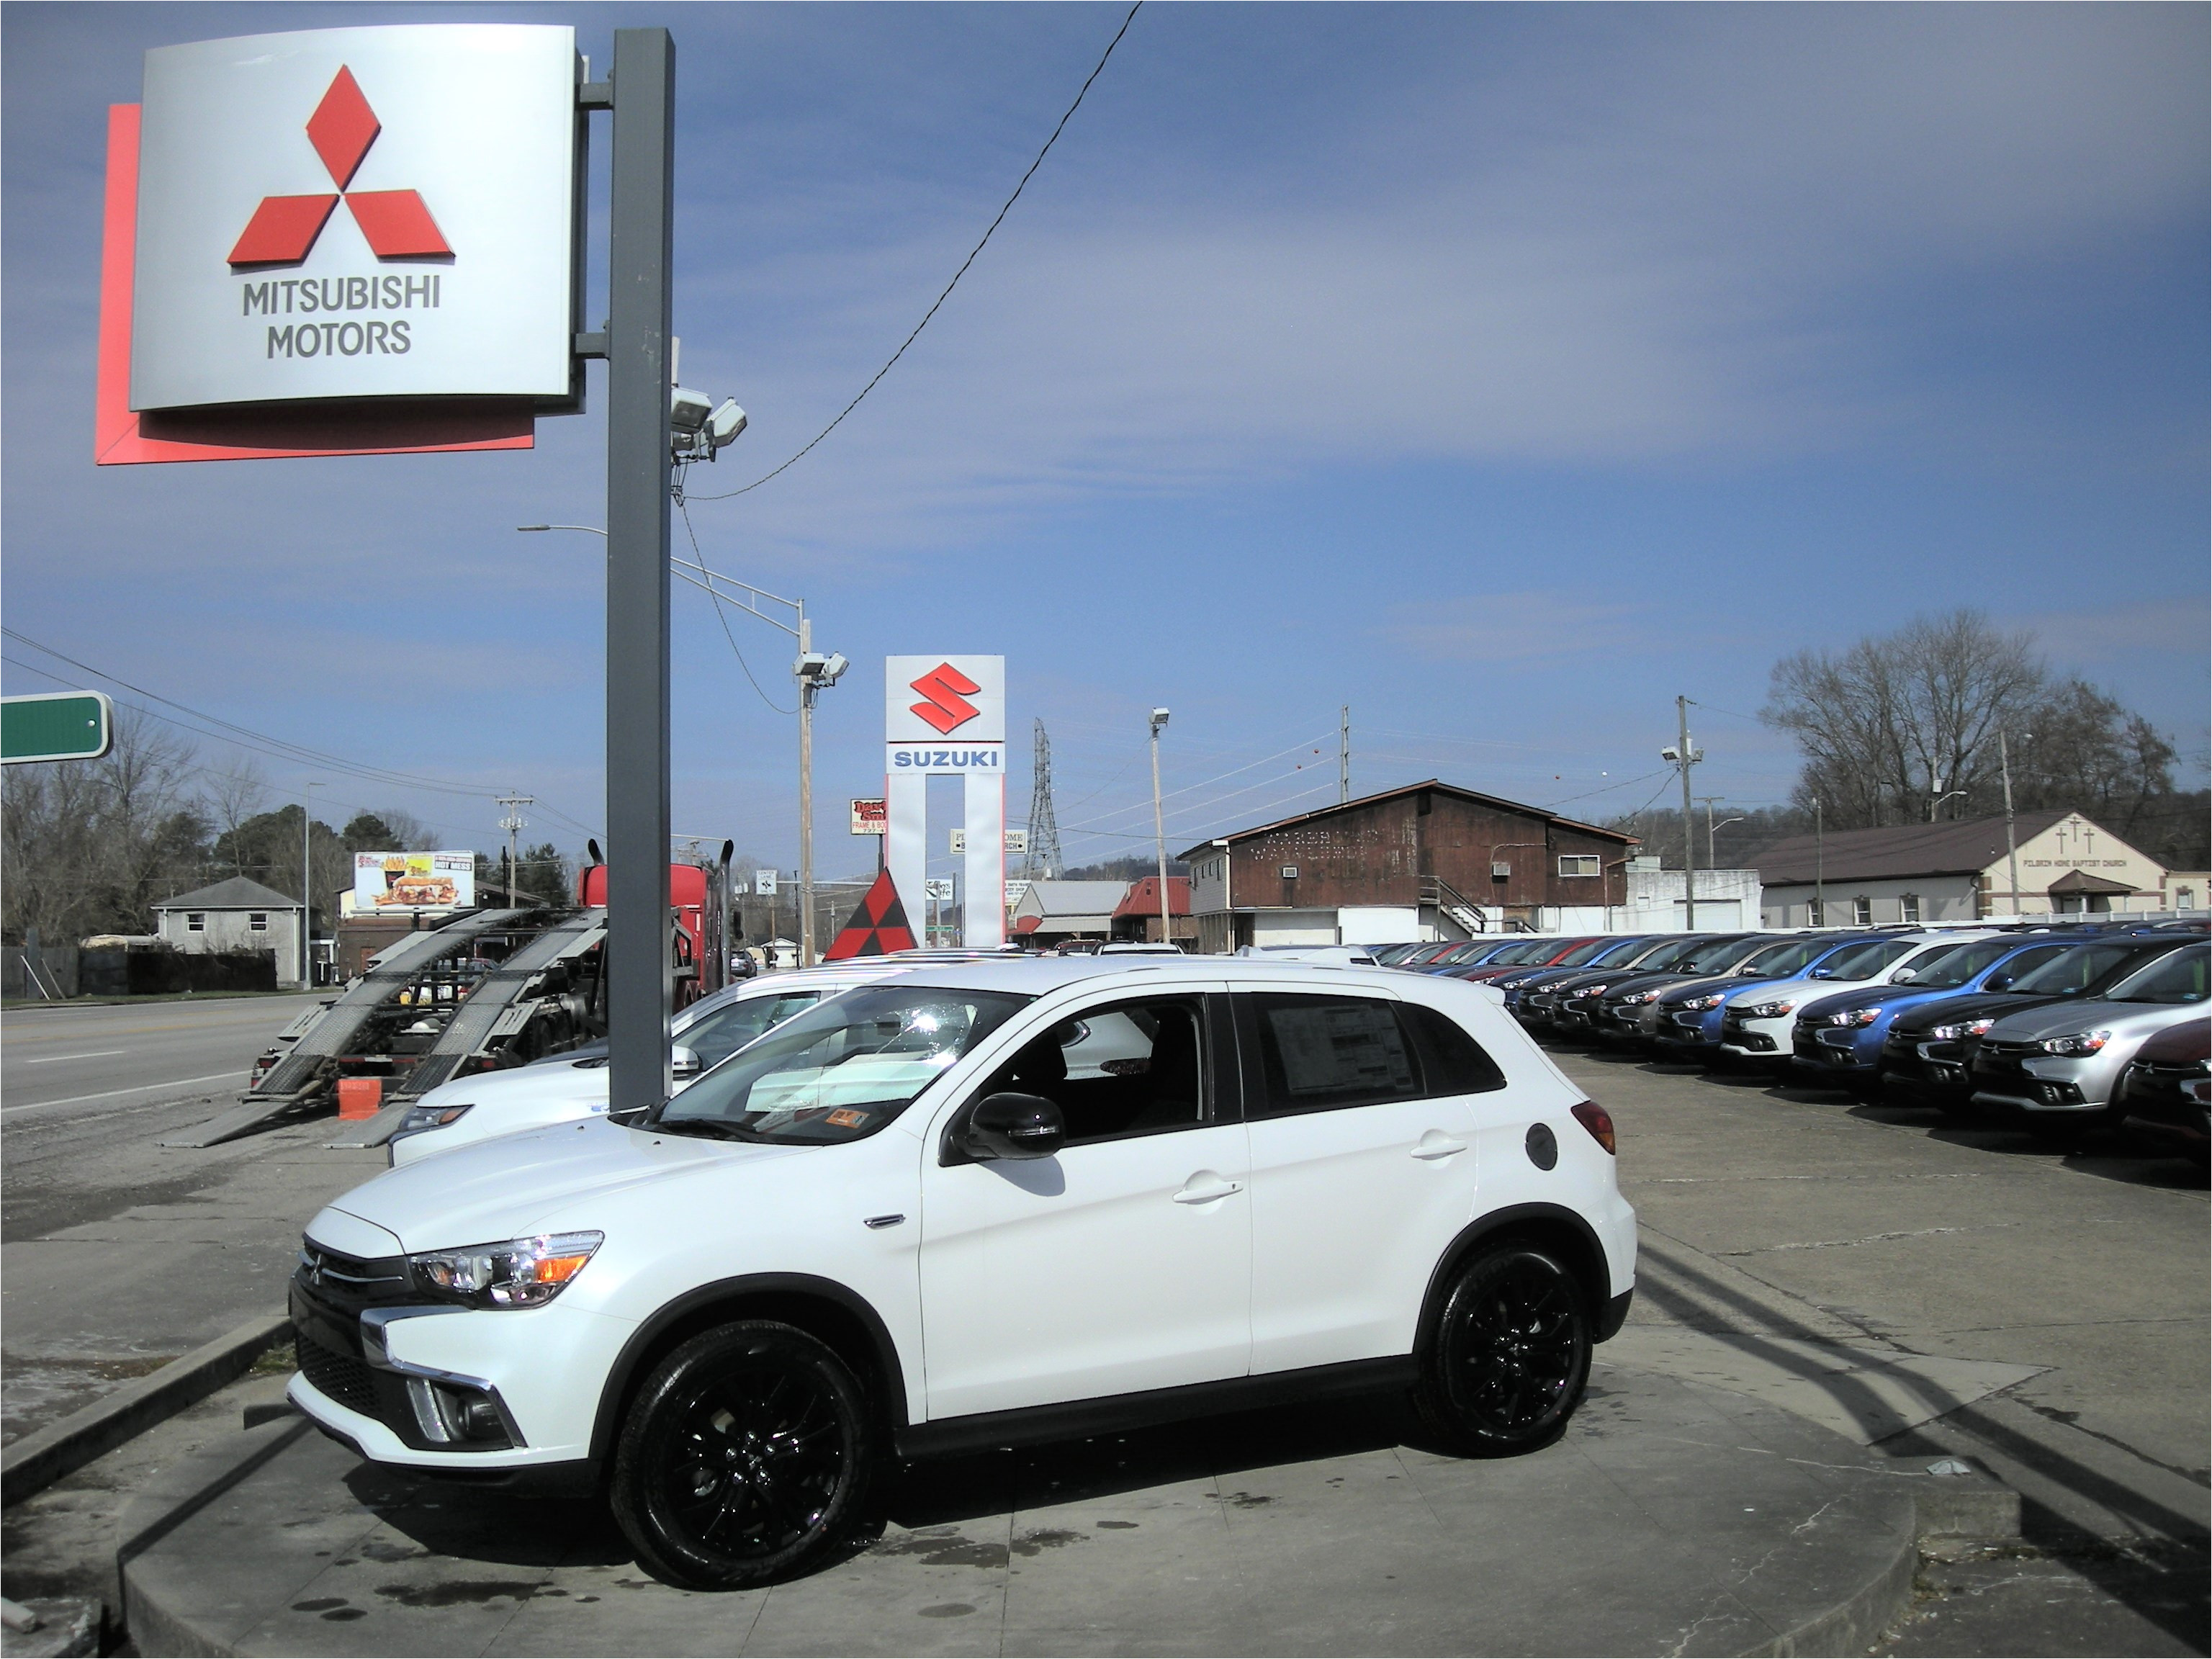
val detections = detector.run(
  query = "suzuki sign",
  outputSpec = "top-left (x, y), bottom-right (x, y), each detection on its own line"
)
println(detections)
top-left (128, 26), bottom-right (578, 413)
top-left (883, 656), bottom-right (1007, 948)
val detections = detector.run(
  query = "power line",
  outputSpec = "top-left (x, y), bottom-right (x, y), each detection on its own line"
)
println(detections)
top-left (677, 498), bottom-right (796, 714)
top-left (685, 1), bottom-right (1143, 503)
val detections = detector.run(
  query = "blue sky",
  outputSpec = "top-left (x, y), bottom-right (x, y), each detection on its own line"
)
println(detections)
top-left (4, 2), bottom-right (2206, 880)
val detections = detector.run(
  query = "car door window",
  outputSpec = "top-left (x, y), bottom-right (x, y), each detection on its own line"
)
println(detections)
top-left (1246, 993), bottom-right (1423, 1117)
top-left (973, 995), bottom-right (1211, 1145)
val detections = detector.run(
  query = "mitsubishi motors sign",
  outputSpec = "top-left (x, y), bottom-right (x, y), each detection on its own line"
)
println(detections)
top-left (128, 26), bottom-right (577, 413)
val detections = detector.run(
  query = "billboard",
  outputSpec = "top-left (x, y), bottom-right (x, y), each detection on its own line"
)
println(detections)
top-left (353, 850), bottom-right (475, 912)
top-left (130, 27), bottom-right (579, 413)
top-left (850, 798), bottom-right (886, 835)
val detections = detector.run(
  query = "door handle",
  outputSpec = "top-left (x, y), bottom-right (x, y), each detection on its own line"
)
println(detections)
top-left (1411, 1131), bottom-right (1468, 1161)
top-left (1173, 1174), bottom-right (1243, 1205)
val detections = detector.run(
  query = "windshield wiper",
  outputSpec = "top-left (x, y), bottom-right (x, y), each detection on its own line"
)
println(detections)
top-left (652, 1118), bottom-right (768, 1143)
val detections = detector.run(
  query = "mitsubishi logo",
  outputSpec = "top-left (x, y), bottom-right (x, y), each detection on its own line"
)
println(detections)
top-left (909, 663), bottom-right (982, 734)
top-left (228, 67), bottom-right (451, 266)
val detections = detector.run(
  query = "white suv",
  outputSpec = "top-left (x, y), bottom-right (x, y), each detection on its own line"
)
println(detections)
top-left (288, 958), bottom-right (1635, 1590)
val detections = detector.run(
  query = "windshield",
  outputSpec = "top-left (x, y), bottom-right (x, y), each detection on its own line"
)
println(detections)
top-left (1740, 938), bottom-right (1830, 976)
top-left (2009, 943), bottom-right (2145, 996)
top-left (2107, 945), bottom-right (2209, 1005)
top-left (652, 985), bottom-right (1032, 1143)
top-left (1586, 937), bottom-right (1652, 966)
top-left (679, 989), bottom-right (826, 1069)
top-left (1817, 938), bottom-right (1917, 979)
top-left (1681, 937), bottom-right (1754, 971)
top-left (1897, 940), bottom-right (2014, 991)
top-left (1552, 938), bottom-right (1619, 968)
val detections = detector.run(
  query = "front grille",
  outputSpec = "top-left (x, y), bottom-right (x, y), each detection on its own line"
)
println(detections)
top-left (297, 1331), bottom-right (381, 1419)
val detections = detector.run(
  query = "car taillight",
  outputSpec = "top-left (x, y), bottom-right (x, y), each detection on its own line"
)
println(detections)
top-left (1570, 1100), bottom-right (1616, 1155)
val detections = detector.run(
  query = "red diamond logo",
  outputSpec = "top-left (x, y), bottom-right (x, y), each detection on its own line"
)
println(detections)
top-left (228, 194), bottom-right (341, 266)
top-left (228, 68), bottom-right (448, 269)
top-left (909, 664), bottom-right (982, 734)
top-left (305, 67), bottom-right (379, 189)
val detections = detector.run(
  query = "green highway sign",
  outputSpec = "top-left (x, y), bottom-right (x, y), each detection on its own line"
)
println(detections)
top-left (2, 691), bottom-right (114, 764)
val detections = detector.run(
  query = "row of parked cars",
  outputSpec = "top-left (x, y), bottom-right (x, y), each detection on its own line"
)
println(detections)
top-left (1369, 922), bottom-right (2209, 1162)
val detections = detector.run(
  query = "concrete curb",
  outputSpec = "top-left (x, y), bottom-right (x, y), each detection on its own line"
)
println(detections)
top-left (0, 1315), bottom-right (291, 1509)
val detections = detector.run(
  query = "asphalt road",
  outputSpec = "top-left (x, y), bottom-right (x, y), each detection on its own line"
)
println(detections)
top-left (1, 993), bottom-right (323, 1120)
top-left (1, 992), bottom-right (374, 1443)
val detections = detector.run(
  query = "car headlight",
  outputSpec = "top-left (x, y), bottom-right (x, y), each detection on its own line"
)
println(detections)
top-left (408, 1231), bottom-right (603, 1309)
top-left (1680, 992), bottom-right (1728, 1012)
top-left (394, 1102), bottom-right (472, 1138)
top-left (1825, 1008), bottom-right (1881, 1028)
top-left (2038, 1030), bottom-right (2111, 1057)
top-left (1577, 984), bottom-right (1609, 999)
top-left (1929, 1017), bottom-right (1995, 1041)
top-left (1620, 989), bottom-right (1664, 1005)
top-left (1742, 999), bottom-right (1798, 1019)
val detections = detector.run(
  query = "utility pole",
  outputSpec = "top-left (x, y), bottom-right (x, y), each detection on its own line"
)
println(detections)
top-left (1339, 705), bottom-right (1350, 804)
top-left (796, 609), bottom-right (815, 966)
top-left (1025, 719), bottom-right (1062, 881)
top-left (1676, 696), bottom-right (1698, 930)
top-left (1814, 799), bottom-right (1825, 926)
top-left (1999, 730), bottom-right (2020, 917)
top-left (498, 793), bottom-right (533, 905)
top-left (300, 782), bottom-right (318, 988)
top-left (1150, 708), bottom-right (1172, 946)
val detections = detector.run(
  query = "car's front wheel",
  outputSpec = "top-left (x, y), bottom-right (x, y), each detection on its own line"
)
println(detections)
top-left (1414, 1243), bottom-right (1591, 1457)
top-left (611, 1320), bottom-right (873, 1590)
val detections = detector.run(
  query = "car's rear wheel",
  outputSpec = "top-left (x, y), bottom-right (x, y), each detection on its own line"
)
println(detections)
top-left (1414, 1243), bottom-right (1591, 1457)
top-left (612, 1321), bottom-right (873, 1590)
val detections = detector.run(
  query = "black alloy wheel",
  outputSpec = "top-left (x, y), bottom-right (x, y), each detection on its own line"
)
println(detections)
top-left (1414, 1244), bottom-right (1591, 1457)
top-left (612, 1321), bottom-right (873, 1590)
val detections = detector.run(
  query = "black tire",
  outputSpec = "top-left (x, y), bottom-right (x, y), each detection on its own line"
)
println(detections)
top-left (611, 1320), bottom-right (873, 1590)
top-left (1413, 1244), bottom-right (1592, 1457)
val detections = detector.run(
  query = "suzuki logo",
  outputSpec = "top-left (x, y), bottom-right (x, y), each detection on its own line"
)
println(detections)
top-left (909, 663), bottom-right (982, 734)
top-left (228, 67), bottom-right (451, 267)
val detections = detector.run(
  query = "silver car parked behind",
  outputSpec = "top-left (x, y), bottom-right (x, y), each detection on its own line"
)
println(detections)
top-left (1969, 943), bottom-right (2209, 1139)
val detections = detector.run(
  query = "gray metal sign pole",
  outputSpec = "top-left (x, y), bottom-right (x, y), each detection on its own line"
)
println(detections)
top-left (605, 27), bottom-right (675, 1113)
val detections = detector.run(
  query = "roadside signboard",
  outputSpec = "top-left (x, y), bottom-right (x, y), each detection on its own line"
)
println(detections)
top-left (850, 798), bottom-right (886, 835)
top-left (1, 691), bottom-right (114, 764)
top-left (925, 878), bottom-right (956, 902)
top-left (99, 24), bottom-right (581, 464)
top-left (755, 870), bottom-right (778, 897)
top-left (950, 829), bottom-right (1028, 855)
top-left (352, 850), bottom-right (476, 912)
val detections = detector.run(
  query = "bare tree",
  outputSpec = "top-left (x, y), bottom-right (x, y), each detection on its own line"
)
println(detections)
top-left (205, 757), bottom-right (268, 874)
top-left (1764, 611), bottom-right (2045, 826)
top-left (1, 709), bottom-right (207, 943)
top-left (1763, 611), bottom-right (2183, 837)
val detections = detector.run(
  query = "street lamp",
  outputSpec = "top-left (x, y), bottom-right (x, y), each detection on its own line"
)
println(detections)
top-left (1929, 788), bottom-right (1967, 822)
top-left (1149, 709), bottom-right (1172, 947)
top-left (1708, 814), bottom-right (1744, 870)
top-left (518, 523), bottom-right (845, 966)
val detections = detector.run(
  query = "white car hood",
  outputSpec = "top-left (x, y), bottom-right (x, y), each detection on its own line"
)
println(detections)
top-left (415, 1060), bottom-right (609, 1112)
top-left (320, 1114), bottom-right (806, 1253)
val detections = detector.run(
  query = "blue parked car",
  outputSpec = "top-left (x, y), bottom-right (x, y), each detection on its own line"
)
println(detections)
top-left (1645, 933), bottom-right (1867, 1059)
top-left (1787, 933), bottom-right (2103, 1092)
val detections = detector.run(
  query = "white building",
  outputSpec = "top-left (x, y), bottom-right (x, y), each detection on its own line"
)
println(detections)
top-left (149, 876), bottom-right (304, 984)
top-left (1757, 810), bottom-right (2173, 926)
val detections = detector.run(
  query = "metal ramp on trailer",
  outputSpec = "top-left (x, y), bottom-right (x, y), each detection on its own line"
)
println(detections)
top-left (157, 910), bottom-right (540, 1148)
top-left (326, 910), bottom-right (606, 1148)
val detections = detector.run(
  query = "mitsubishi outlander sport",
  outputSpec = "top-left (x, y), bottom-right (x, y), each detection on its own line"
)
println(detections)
top-left (287, 957), bottom-right (1636, 1590)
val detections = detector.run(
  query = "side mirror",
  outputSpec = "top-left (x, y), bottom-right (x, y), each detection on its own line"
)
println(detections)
top-left (1810, 968), bottom-right (1835, 979)
top-left (671, 1045), bottom-right (704, 1080)
top-left (961, 1092), bottom-right (1065, 1161)
top-left (1985, 973), bottom-right (2014, 990)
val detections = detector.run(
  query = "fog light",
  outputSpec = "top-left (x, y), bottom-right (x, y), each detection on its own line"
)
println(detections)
top-left (405, 1376), bottom-right (512, 1448)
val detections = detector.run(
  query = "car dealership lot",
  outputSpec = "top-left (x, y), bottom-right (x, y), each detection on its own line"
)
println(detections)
top-left (3, 976), bottom-right (2203, 1655)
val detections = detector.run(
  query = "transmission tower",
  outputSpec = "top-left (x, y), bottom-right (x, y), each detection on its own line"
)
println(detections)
top-left (1025, 719), bottom-right (1062, 880)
